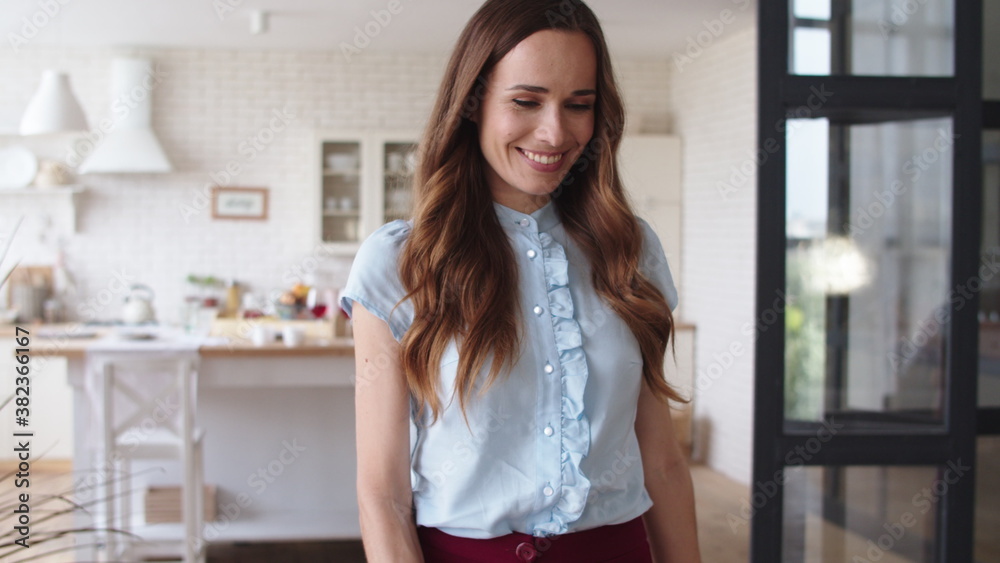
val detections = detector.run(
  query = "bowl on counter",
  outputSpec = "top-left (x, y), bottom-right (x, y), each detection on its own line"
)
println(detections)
top-left (274, 302), bottom-right (307, 320)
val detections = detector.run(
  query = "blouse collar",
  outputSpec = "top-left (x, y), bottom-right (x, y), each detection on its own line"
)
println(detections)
top-left (492, 198), bottom-right (561, 233)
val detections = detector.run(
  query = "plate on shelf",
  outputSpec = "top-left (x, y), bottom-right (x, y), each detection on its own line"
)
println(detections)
top-left (0, 146), bottom-right (38, 190)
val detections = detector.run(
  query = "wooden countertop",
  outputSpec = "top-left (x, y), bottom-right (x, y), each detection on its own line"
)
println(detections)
top-left (5, 320), bottom-right (695, 359)
top-left (2, 322), bottom-right (355, 358)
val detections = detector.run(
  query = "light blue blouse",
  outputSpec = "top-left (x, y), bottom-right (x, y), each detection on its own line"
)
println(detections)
top-left (340, 199), bottom-right (678, 539)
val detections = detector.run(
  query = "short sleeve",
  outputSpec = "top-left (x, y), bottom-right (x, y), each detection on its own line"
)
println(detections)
top-left (339, 220), bottom-right (414, 342)
top-left (637, 217), bottom-right (679, 311)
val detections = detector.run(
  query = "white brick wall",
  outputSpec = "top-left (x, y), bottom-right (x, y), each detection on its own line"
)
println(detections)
top-left (0, 47), bottom-right (669, 324)
top-left (669, 24), bottom-right (758, 485)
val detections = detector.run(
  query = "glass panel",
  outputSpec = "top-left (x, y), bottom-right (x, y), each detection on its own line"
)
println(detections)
top-left (383, 141), bottom-right (416, 223)
top-left (987, 0), bottom-right (1000, 100)
top-left (794, 0), bottom-right (831, 20)
top-left (981, 130), bottom-right (1000, 408)
top-left (782, 465), bottom-right (943, 562)
top-left (793, 27), bottom-right (832, 76)
top-left (321, 141), bottom-right (361, 243)
top-left (785, 117), bottom-right (953, 429)
top-left (976, 437), bottom-right (1000, 562)
top-left (789, 0), bottom-right (954, 76)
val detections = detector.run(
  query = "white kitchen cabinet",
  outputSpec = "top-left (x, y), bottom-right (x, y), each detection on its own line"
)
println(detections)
top-left (0, 336), bottom-right (74, 461)
top-left (315, 131), bottom-right (418, 254)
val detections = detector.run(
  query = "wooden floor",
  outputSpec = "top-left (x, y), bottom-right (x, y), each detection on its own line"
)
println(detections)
top-left (3, 461), bottom-right (996, 562)
top-left (0, 462), bottom-right (746, 562)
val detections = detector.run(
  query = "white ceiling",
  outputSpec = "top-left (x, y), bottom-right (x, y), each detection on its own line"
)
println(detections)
top-left (3, 0), bottom-right (756, 58)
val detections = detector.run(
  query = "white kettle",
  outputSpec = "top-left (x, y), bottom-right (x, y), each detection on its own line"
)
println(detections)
top-left (122, 284), bottom-right (156, 324)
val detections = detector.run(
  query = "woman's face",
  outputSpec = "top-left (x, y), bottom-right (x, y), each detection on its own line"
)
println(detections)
top-left (476, 29), bottom-right (597, 213)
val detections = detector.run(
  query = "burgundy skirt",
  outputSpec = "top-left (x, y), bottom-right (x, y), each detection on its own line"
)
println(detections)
top-left (417, 516), bottom-right (653, 563)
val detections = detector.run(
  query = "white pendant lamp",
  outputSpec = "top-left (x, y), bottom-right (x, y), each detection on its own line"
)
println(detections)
top-left (19, 70), bottom-right (89, 135)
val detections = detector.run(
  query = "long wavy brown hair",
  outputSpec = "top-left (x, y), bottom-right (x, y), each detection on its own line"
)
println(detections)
top-left (393, 0), bottom-right (683, 425)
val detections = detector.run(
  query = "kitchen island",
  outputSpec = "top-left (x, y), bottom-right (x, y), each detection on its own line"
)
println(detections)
top-left (19, 322), bottom-right (360, 556)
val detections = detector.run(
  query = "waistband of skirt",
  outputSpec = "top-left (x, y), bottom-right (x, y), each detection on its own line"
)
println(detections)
top-left (417, 515), bottom-right (648, 560)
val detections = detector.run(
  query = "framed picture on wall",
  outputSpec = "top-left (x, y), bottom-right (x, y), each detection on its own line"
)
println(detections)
top-left (212, 186), bottom-right (268, 220)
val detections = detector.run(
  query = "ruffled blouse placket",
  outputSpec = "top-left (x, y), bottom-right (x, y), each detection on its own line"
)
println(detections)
top-left (532, 230), bottom-right (593, 535)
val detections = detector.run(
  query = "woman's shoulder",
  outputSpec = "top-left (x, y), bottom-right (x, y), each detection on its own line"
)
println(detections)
top-left (355, 219), bottom-right (412, 257)
top-left (633, 215), bottom-right (679, 310)
top-left (634, 216), bottom-right (662, 256)
top-left (367, 218), bottom-right (412, 245)
top-left (348, 219), bottom-right (412, 278)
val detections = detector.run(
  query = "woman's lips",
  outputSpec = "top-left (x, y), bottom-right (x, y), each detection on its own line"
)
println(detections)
top-left (517, 148), bottom-right (565, 172)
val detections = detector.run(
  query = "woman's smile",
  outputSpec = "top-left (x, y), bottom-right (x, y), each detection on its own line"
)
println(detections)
top-left (516, 147), bottom-right (566, 172)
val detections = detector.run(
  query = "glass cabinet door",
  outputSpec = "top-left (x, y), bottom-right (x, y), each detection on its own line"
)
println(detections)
top-left (320, 141), bottom-right (362, 244)
top-left (381, 141), bottom-right (417, 224)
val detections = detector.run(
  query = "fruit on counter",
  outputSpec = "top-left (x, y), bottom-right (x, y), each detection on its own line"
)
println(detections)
top-left (291, 283), bottom-right (311, 300)
top-left (277, 282), bottom-right (312, 308)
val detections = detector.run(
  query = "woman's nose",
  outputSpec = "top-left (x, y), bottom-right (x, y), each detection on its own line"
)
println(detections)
top-left (534, 107), bottom-right (567, 148)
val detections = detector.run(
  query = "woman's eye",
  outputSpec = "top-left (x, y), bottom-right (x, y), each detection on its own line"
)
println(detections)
top-left (567, 103), bottom-right (593, 111)
top-left (512, 99), bottom-right (539, 108)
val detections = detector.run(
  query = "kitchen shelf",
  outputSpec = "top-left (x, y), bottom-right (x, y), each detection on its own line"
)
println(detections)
top-left (0, 184), bottom-right (85, 232)
top-left (133, 507), bottom-right (360, 544)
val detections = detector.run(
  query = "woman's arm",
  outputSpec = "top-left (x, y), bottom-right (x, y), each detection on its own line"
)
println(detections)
top-left (353, 303), bottom-right (424, 563)
top-left (635, 381), bottom-right (702, 563)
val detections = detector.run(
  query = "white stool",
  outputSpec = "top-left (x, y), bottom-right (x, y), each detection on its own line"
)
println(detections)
top-left (96, 353), bottom-right (206, 563)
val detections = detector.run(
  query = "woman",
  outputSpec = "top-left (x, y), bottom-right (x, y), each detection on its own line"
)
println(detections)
top-left (340, 0), bottom-right (701, 561)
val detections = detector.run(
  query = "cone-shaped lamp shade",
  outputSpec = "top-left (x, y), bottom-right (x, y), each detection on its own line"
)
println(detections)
top-left (19, 71), bottom-right (89, 135)
top-left (78, 58), bottom-right (172, 173)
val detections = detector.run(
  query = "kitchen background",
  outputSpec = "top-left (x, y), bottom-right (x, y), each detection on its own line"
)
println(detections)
top-left (0, 1), bottom-right (757, 488)
top-left (0, 49), bottom-right (671, 324)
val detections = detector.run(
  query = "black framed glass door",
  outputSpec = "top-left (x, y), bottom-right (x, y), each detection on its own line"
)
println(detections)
top-left (753, 1), bottom-right (984, 560)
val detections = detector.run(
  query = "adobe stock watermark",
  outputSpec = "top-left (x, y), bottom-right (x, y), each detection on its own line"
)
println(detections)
top-left (65, 64), bottom-right (169, 168)
top-left (583, 445), bottom-right (642, 523)
top-left (8, 0), bottom-right (72, 54)
top-left (424, 405), bottom-right (511, 487)
top-left (179, 105), bottom-right (295, 222)
top-left (543, 0), bottom-right (586, 26)
top-left (717, 85), bottom-right (834, 201)
top-left (672, 0), bottom-right (752, 72)
top-left (889, 253), bottom-right (1000, 372)
top-left (75, 268), bottom-right (137, 321)
top-left (694, 289), bottom-right (788, 393)
top-left (212, 0), bottom-right (245, 20)
top-left (877, 0), bottom-right (931, 40)
top-left (73, 388), bottom-right (184, 502)
top-left (851, 459), bottom-right (970, 562)
top-left (727, 417), bottom-right (845, 533)
top-left (843, 129), bottom-right (957, 238)
top-left (340, 0), bottom-right (411, 63)
top-left (203, 439), bottom-right (307, 540)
